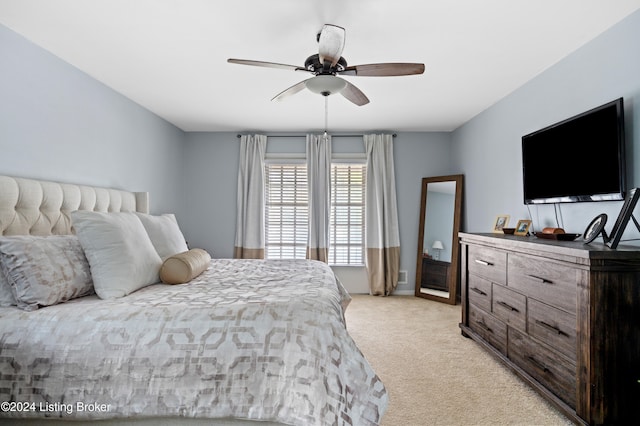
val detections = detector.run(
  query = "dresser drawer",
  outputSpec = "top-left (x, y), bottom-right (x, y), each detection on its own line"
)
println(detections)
top-left (528, 299), bottom-right (576, 363)
top-left (508, 254), bottom-right (577, 314)
top-left (492, 284), bottom-right (526, 333)
top-left (468, 275), bottom-right (492, 312)
top-left (508, 328), bottom-right (576, 408)
top-left (468, 304), bottom-right (507, 355)
top-left (468, 245), bottom-right (506, 285)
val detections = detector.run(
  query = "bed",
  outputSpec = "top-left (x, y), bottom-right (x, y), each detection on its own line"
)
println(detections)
top-left (0, 175), bottom-right (388, 425)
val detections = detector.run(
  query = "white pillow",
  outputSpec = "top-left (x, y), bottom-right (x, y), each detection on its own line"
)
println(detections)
top-left (71, 211), bottom-right (162, 299)
top-left (0, 235), bottom-right (94, 311)
top-left (135, 213), bottom-right (188, 259)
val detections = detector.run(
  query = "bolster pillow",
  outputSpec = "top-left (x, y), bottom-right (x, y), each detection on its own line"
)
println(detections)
top-left (160, 248), bottom-right (211, 284)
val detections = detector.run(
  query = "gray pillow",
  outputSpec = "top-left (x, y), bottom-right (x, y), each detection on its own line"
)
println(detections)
top-left (0, 235), bottom-right (94, 311)
top-left (0, 268), bottom-right (16, 307)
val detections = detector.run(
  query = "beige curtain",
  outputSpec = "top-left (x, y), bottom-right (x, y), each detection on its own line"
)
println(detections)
top-left (306, 134), bottom-right (331, 262)
top-left (234, 134), bottom-right (266, 259)
top-left (364, 134), bottom-right (400, 295)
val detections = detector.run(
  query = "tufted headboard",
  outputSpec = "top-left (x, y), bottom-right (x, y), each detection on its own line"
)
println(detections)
top-left (0, 175), bottom-right (149, 236)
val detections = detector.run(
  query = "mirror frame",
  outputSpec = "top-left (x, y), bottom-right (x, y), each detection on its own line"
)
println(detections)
top-left (414, 174), bottom-right (463, 304)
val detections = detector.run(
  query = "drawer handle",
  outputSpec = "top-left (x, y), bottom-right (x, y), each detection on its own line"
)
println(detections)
top-left (470, 287), bottom-right (487, 296)
top-left (527, 356), bottom-right (551, 374)
top-left (475, 320), bottom-right (493, 333)
top-left (536, 320), bottom-right (569, 337)
top-left (475, 259), bottom-right (494, 266)
top-left (527, 274), bottom-right (553, 284)
top-left (496, 300), bottom-right (519, 313)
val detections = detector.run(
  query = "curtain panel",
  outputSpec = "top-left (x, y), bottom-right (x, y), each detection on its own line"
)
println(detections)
top-left (364, 134), bottom-right (400, 295)
top-left (234, 134), bottom-right (267, 259)
top-left (306, 134), bottom-right (331, 262)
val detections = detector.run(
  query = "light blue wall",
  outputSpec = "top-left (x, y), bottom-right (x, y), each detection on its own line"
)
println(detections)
top-left (181, 132), bottom-right (240, 256)
top-left (452, 10), bottom-right (640, 244)
top-left (395, 132), bottom-right (452, 291)
top-left (0, 24), bottom-right (185, 215)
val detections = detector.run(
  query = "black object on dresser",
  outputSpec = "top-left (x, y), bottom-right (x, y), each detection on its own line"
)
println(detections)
top-left (421, 256), bottom-right (450, 291)
top-left (459, 233), bottom-right (640, 425)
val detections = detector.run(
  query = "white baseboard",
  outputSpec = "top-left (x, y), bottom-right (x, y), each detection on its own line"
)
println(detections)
top-left (348, 289), bottom-right (415, 296)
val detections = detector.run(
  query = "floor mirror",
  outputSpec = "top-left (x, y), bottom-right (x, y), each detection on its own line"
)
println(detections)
top-left (414, 174), bottom-right (463, 304)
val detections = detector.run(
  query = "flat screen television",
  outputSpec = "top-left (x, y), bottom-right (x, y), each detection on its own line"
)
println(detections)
top-left (522, 98), bottom-right (626, 204)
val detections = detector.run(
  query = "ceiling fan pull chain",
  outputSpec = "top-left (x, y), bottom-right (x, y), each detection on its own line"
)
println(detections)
top-left (325, 95), bottom-right (329, 134)
top-left (322, 94), bottom-right (330, 141)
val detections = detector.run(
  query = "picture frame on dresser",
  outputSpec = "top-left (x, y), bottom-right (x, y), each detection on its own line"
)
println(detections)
top-left (492, 215), bottom-right (510, 233)
top-left (606, 187), bottom-right (640, 249)
top-left (583, 213), bottom-right (608, 244)
top-left (514, 219), bottom-right (531, 236)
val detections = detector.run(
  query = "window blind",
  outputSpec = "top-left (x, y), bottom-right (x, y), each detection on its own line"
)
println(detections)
top-left (265, 163), bottom-right (308, 259)
top-left (329, 164), bottom-right (366, 265)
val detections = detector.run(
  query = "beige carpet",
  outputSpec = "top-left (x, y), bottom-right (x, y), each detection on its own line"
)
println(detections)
top-left (345, 295), bottom-right (574, 426)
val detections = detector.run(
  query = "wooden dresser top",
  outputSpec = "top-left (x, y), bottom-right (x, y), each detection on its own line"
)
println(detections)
top-left (459, 232), bottom-right (640, 266)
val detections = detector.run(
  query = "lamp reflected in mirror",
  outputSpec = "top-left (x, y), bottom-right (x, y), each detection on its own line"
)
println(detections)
top-left (431, 240), bottom-right (444, 260)
top-left (415, 175), bottom-right (463, 304)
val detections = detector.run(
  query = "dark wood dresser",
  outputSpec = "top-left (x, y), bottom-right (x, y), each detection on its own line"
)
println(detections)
top-left (421, 257), bottom-right (450, 291)
top-left (459, 232), bottom-right (640, 425)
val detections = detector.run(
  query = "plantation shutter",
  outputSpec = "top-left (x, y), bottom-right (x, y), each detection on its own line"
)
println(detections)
top-left (264, 163), bottom-right (309, 259)
top-left (329, 163), bottom-right (366, 265)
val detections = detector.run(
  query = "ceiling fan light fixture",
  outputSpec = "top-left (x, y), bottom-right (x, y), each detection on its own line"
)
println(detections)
top-left (305, 75), bottom-right (347, 95)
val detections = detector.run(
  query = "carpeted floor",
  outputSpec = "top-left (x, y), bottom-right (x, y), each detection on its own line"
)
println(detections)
top-left (345, 295), bottom-right (573, 426)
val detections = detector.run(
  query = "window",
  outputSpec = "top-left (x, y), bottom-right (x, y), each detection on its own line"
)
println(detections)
top-left (264, 159), bottom-right (366, 265)
top-left (264, 163), bottom-right (308, 260)
top-left (329, 163), bottom-right (366, 265)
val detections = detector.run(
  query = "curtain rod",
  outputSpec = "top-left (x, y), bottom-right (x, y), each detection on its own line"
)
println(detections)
top-left (236, 133), bottom-right (397, 138)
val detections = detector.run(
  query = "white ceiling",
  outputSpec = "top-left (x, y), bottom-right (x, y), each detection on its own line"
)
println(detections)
top-left (1, 0), bottom-right (640, 133)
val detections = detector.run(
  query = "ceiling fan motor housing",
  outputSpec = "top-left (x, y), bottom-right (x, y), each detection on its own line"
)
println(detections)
top-left (304, 54), bottom-right (348, 74)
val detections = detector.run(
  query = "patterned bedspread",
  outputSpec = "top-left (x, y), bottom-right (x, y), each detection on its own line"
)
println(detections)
top-left (0, 259), bottom-right (387, 425)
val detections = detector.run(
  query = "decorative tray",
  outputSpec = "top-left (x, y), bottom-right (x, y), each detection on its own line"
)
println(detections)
top-left (534, 232), bottom-right (581, 241)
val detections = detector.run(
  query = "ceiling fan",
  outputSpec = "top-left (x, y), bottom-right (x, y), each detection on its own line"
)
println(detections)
top-left (228, 24), bottom-right (425, 106)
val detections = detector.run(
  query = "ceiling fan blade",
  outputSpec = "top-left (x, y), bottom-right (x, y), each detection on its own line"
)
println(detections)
top-left (271, 79), bottom-right (310, 102)
top-left (340, 80), bottom-right (369, 106)
top-left (227, 58), bottom-right (306, 72)
top-left (318, 24), bottom-right (345, 69)
top-left (341, 63), bottom-right (425, 76)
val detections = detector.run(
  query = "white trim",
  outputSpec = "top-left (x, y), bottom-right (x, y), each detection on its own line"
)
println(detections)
top-left (266, 153), bottom-right (365, 163)
top-left (393, 289), bottom-right (415, 296)
top-left (265, 153), bottom-right (305, 163)
top-left (331, 153), bottom-right (366, 163)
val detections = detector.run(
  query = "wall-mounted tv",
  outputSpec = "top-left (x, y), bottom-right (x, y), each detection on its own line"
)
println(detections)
top-left (522, 98), bottom-right (626, 204)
